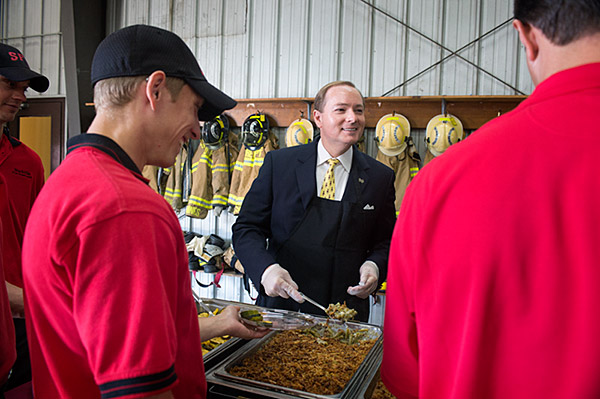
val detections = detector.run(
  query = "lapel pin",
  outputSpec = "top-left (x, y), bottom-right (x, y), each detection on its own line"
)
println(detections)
top-left (358, 178), bottom-right (364, 184)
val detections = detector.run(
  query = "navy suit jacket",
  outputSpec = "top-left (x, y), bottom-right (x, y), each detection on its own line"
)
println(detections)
top-left (232, 139), bottom-right (397, 295)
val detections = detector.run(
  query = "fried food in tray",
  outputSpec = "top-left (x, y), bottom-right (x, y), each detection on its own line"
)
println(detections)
top-left (371, 380), bottom-right (397, 399)
top-left (227, 323), bottom-right (378, 395)
top-left (198, 307), bottom-right (232, 356)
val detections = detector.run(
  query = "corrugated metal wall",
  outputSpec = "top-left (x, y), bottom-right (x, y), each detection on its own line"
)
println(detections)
top-left (107, 0), bottom-right (534, 98)
top-left (0, 0), bottom-right (533, 106)
top-left (1, 0), bottom-right (535, 323)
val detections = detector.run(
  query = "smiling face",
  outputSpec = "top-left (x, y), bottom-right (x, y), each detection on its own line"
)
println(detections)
top-left (313, 84), bottom-right (365, 157)
top-left (147, 83), bottom-right (204, 167)
top-left (0, 76), bottom-right (28, 124)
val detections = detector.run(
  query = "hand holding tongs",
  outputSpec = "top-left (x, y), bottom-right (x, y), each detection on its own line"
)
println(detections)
top-left (298, 292), bottom-right (328, 316)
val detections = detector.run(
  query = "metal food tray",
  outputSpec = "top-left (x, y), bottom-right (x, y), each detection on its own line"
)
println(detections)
top-left (199, 297), bottom-right (265, 313)
top-left (206, 316), bottom-right (383, 399)
top-left (349, 345), bottom-right (383, 399)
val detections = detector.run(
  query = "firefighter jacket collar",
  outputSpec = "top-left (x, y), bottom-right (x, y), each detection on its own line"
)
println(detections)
top-left (67, 133), bottom-right (146, 182)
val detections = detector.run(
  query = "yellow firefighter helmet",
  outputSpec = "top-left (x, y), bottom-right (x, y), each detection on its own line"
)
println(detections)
top-left (375, 113), bottom-right (411, 156)
top-left (285, 118), bottom-right (314, 147)
top-left (425, 114), bottom-right (465, 156)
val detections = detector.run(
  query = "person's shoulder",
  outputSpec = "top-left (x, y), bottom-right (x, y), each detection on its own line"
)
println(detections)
top-left (45, 148), bottom-right (169, 217)
top-left (10, 137), bottom-right (43, 164)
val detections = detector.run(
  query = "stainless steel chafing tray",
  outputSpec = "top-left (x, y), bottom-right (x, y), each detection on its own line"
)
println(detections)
top-left (350, 346), bottom-right (383, 399)
top-left (205, 313), bottom-right (383, 399)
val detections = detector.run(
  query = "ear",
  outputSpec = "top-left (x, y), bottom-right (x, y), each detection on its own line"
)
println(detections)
top-left (313, 109), bottom-right (323, 129)
top-left (513, 20), bottom-right (540, 63)
top-left (145, 71), bottom-right (167, 111)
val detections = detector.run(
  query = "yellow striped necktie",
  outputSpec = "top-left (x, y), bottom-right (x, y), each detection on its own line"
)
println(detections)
top-left (319, 158), bottom-right (340, 200)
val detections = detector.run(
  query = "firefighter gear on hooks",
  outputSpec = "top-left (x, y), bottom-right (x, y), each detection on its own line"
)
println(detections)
top-left (202, 114), bottom-right (230, 150)
top-left (425, 113), bottom-right (464, 157)
top-left (285, 118), bottom-right (314, 147)
top-left (185, 133), bottom-right (240, 219)
top-left (376, 136), bottom-right (420, 215)
top-left (163, 143), bottom-right (189, 211)
top-left (375, 113), bottom-right (411, 156)
top-left (241, 113), bottom-right (269, 150)
top-left (228, 131), bottom-right (279, 214)
top-left (356, 134), bottom-right (366, 153)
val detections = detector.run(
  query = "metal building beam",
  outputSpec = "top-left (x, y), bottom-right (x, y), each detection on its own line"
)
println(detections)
top-left (60, 0), bottom-right (106, 138)
top-left (359, 0), bottom-right (524, 96)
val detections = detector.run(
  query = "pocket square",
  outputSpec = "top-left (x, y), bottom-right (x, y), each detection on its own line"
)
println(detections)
top-left (363, 204), bottom-right (375, 210)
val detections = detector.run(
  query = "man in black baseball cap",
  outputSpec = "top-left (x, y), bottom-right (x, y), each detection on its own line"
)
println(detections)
top-left (91, 24), bottom-right (236, 121)
top-left (0, 42), bottom-right (49, 395)
top-left (0, 43), bottom-right (49, 127)
top-left (0, 43), bottom-right (49, 94)
top-left (21, 25), bottom-right (265, 398)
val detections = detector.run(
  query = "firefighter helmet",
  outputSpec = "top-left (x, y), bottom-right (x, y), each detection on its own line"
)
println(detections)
top-left (202, 114), bottom-right (229, 150)
top-left (425, 114), bottom-right (464, 156)
top-left (241, 113), bottom-right (269, 150)
top-left (285, 118), bottom-right (314, 147)
top-left (375, 113), bottom-right (411, 156)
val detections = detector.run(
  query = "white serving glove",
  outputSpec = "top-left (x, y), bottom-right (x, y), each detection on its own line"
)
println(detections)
top-left (261, 263), bottom-right (304, 303)
top-left (347, 261), bottom-right (379, 299)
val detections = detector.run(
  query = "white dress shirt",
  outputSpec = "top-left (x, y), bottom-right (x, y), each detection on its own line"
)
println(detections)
top-left (316, 140), bottom-right (353, 201)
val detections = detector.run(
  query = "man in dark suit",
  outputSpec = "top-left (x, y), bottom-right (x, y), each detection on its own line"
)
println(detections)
top-left (232, 81), bottom-right (396, 322)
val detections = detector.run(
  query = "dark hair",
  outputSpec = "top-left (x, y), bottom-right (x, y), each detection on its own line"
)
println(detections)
top-left (514, 0), bottom-right (600, 45)
top-left (313, 81), bottom-right (364, 112)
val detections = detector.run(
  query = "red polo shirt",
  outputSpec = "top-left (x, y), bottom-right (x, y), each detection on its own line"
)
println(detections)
top-left (0, 174), bottom-right (16, 385)
top-left (23, 134), bottom-right (206, 398)
top-left (0, 132), bottom-right (44, 288)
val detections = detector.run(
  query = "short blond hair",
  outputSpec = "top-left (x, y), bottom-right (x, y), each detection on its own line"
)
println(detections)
top-left (313, 81), bottom-right (364, 112)
top-left (93, 76), bottom-right (186, 111)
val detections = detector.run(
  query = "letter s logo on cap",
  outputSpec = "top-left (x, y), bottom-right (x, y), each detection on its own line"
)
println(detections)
top-left (9, 52), bottom-right (24, 62)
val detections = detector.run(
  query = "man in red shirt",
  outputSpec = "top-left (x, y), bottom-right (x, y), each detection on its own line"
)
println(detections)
top-left (0, 176), bottom-right (16, 397)
top-left (22, 25), bottom-right (266, 399)
top-left (0, 42), bottom-right (49, 393)
top-left (382, 0), bottom-right (600, 398)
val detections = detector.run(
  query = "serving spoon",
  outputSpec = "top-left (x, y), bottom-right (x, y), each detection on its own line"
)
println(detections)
top-left (298, 292), bottom-right (329, 316)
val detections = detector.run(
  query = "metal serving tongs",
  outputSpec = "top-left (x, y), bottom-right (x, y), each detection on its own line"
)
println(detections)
top-left (299, 292), bottom-right (355, 330)
top-left (298, 292), bottom-right (329, 317)
top-left (192, 289), bottom-right (216, 316)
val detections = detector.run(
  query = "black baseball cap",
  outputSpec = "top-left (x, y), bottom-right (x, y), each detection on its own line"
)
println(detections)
top-left (91, 24), bottom-right (237, 121)
top-left (0, 43), bottom-right (50, 93)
